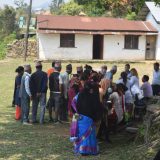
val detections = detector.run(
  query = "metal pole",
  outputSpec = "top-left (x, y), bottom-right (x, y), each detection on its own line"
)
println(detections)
top-left (24, 0), bottom-right (32, 61)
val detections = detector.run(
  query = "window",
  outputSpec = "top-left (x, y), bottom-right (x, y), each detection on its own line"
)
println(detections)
top-left (124, 35), bottom-right (139, 49)
top-left (60, 34), bottom-right (75, 48)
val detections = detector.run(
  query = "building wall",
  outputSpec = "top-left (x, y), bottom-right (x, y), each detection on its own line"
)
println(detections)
top-left (146, 12), bottom-right (160, 60)
top-left (38, 33), bottom-right (93, 60)
top-left (103, 35), bottom-right (146, 60)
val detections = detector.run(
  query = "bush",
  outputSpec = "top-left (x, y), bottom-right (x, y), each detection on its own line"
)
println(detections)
top-left (0, 33), bottom-right (16, 59)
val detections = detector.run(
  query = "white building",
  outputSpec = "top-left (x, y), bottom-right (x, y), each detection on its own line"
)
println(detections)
top-left (138, 2), bottom-right (160, 60)
top-left (37, 15), bottom-right (158, 61)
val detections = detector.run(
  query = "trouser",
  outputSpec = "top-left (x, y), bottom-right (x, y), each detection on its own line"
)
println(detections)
top-left (49, 92), bottom-right (62, 121)
top-left (21, 96), bottom-right (30, 123)
top-left (60, 98), bottom-right (68, 121)
top-left (32, 93), bottom-right (46, 124)
top-left (152, 84), bottom-right (160, 96)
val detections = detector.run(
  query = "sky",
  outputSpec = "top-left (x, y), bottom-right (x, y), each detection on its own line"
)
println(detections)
top-left (0, 0), bottom-right (51, 8)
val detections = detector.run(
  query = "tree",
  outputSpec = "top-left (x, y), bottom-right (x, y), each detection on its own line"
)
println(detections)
top-left (59, 0), bottom-right (84, 15)
top-left (50, 0), bottom-right (64, 14)
top-left (14, 0), bottom-right (29, 17)
top-left (0, 5), bottom-right (17, 35)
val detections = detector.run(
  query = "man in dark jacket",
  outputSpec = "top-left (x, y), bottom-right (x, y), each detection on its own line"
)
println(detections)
top-left (30, 61), bottom-right (48, 124)
top-left (49, 61), bottom-right (62, 124)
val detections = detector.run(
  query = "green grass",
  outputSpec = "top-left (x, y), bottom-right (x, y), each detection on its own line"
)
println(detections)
top-left (0, 58), bottom-right (159, 160)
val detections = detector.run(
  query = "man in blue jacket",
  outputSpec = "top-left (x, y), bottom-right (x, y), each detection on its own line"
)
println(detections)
top-left (30, 61), bottom-right (48, 124)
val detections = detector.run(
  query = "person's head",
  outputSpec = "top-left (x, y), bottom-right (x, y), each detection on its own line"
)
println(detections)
top-left (154, 62), bottom-right (159, 72)
top-left (84, 64), bottom-right (92, 73)
top-left (35, 61), bottom-right (42, 70)
top-left (15, 66), bottom-right (24, 75)
top-left (101, 65), bottom-right (107, 75)
top-left (130, 68), bottom-right (138, 78)
top-left (80, 73), bottom-right (88, 88)
top-left (111, 65), bottom-right (117, 75)
top-left (116, 83), bottom-right (127, 94)
top-left (24, 64), bottom-right (32, 74)
top-left (125, 64), bottom-right (130, 72)
top-left (91, 72), bottom-right (99, 83)
top-left (66, 64), bottom-right (72, 74)
top-left (120, 71), bottom-right (127, 84)
top-left (52, 61), bottom-right (55, 68)
top-left (142, 75), bottom-right (149, 83)
top-left (54, 61), bottom-right (62, 72)
top-left (77, 66), bottom-right (83, 76)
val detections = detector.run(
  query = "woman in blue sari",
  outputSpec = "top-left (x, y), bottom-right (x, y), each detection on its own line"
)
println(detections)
top-left (70, 82), bottom-right (102, 156)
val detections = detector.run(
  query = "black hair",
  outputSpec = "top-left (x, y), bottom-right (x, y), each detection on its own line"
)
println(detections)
top-left (15, 66), bottom-right (24, 73)
top-left (154, 62), bottom-right (159, 68)
top-left (92, 74), bottom-right (99, 83)
top-left (125, 63), bottom-right (130, 68)
top-left (84, 64), bottom-right (92, 72)
top-left (80, 73), bottom-right (88, 81)
top-left (66, 64), bottom-right (72, 70)
top-left (52, 61), bottom-right (55, 67)
top-left (143, 75), bottom-right (149, 82)
top-left (36, 65), bottom-right (42, 70)
top-left (116, 83), bottom-right (128, 92)
top-left (121, 71), bottom-right (127, 85)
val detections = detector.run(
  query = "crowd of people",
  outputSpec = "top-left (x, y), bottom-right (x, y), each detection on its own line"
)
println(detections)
top-left (12, 61), bottom-right (160, 156)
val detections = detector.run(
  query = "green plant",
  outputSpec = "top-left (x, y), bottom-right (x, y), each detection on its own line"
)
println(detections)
top-left (0, 33), bottom-right (16, 59)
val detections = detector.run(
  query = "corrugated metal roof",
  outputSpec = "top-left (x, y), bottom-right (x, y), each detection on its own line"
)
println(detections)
top-left (37, 29), bottom-right (158, 35)
top-left (145, 2), bottom-right (160, 23)
top-left (37, 15), bottom-right (158, 34)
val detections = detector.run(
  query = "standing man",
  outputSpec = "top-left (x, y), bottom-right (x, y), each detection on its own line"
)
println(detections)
top-left (59, 64), bottom-right (72, 121)
top-left (125, 63), bottom-right (132, 79)
top-left (47, 61), bottom-right (55, 122)
top-left (104, 65), bottom-right (117, 81)
top-left (49, 61), bottom-right (62, 124)
top-left (30, 61), bottom-right (48, 124)
top-left (20, 65), bottom-right (32, 124)
top-left (152, 62), bottom-right (160, 95)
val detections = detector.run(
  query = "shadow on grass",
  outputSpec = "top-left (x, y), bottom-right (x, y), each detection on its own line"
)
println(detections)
top-left (0, 117), bottom-right (138, 160)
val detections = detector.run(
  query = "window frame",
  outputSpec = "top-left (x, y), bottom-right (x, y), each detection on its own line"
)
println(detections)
top-left (60, 34), bottom-right (75, 48)
top-left (124, 35), bottom-right (139, 50)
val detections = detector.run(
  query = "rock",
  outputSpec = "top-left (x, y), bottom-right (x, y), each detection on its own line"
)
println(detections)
top-left (6, 39), bottom-right (37, 58)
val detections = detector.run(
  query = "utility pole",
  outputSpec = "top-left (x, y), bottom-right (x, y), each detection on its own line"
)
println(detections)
top-left (24, 0), bottom-right (32, 61)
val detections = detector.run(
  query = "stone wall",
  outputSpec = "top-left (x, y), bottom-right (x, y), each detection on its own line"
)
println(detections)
top-left (7, 39), bottom-right (37, 58)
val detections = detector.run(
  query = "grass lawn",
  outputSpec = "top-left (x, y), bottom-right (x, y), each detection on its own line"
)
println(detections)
top-left (0, 58), bottom-right (158, 160)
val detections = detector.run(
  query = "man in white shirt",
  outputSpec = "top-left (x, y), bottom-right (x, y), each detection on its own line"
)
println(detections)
top-left (105, 65), bottom-right (117, 81)
top-left (19, 65), bottom-right (32, 124)
top-left (152, 62), bottom-right (160, 95)
top-left (59, 64), bottom-right (72, 121)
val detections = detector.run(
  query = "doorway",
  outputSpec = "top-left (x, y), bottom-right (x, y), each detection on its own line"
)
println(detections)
top-left (145, 36), bottom-right (157, 60)
top-left (93, 35), bottom-right (104, 60)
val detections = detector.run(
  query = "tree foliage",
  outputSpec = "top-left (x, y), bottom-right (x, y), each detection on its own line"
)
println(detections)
top-left (0, 5), bottom-right (17, 35)
top-left (59, 0), bottom-right (83, 16)
top-left (50, 0), bottom-right (160, 17)
top-left (14, 0), bottom-right (29, 18)
top-left (50, 0), bottom-right (64, 14)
